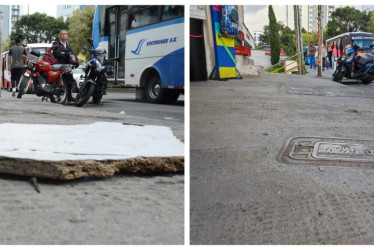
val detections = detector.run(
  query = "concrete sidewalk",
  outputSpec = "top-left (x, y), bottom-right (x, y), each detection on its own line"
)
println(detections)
top-left (190, 72), bottom-right (374, 244)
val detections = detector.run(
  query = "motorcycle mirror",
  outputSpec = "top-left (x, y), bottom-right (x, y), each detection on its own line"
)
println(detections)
top-left (87, 38), bottom-right (94, 47)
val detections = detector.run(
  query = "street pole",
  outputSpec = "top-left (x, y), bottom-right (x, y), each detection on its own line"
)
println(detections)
top-left (294, 5), bottom-right (303, 74)
top-left (317, 5), bottom-right (322, 76)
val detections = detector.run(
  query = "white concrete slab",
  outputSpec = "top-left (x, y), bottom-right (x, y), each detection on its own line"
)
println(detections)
top-left (0, 122), bottom-right (184, 161)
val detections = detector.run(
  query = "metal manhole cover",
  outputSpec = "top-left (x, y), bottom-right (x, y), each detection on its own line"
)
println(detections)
top-left (277, 137), bottom-right (374, 167)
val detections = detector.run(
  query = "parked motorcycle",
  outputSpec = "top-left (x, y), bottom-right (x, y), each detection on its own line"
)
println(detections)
top-left (17, 50), bottom-right (79, 103)
top-left (333, 43), bottom-right (374, 84)
top-left (75, 38), bottom-right (117, 107)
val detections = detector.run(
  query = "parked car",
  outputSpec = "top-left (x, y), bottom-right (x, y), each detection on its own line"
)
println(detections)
top-left (261, 45), bottom-right (285, 56)
top-left (72, 65), bottom-right (85, 88)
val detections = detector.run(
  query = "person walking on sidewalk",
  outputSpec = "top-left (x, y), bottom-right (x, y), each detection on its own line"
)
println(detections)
top-left (322, 43), bottom-right (329, 71)
top-left (331, 40), bottom-right (340, 72)
top-left (7, 37), bottom-right (27, 97)
top-left (308, 42), bottom-right (316, 69)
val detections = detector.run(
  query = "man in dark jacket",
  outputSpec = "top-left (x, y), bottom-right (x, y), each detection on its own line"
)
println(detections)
top-left (53, 30), bottom-right (76, 102)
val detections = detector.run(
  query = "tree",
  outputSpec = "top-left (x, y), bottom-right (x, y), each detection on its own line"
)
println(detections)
top-left (280, 26), bottom-right (295, 56)
top-left (2, 38), bottom-right (11, 52)
top-left (68, 6), bottom-right (95, 61)
top-left (268, 5), bottom-right (280, 65)
top-left (259, 25), bottom-right (269, 44)
top-left (367, 11), bottom-right (374, 33)
top-left (260, 21), bottom-right (285, 45)
top-left (326, 6), bottom-right (370, 38)
top-left (302, 31), bottom-right (318, 46)
top-left (11, 12), bottom-right (67, 43)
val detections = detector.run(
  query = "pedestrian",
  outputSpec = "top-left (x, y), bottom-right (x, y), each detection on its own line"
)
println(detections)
top-left (331, 40), bottom-right (340, 72)
top-left (52, 30), bottom-right (76, 102)
top-left (308, 42), bottom-right (316, 69)
top-left (327, 43), bottom-right (332, 70)
top-left (322, 43), bottom-right (329, 71)
top-left (345, 41), bottom-right (352, 54)
top-left (7, 37), bottom-right (27, 97)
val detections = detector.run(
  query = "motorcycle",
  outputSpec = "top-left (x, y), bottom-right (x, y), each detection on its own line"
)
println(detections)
top-left (17, 50), bottom-right (79, 103)
top-left (333, 43), bottom-right (374, 84)
top-left (75, 38), bottom-right (117, 107)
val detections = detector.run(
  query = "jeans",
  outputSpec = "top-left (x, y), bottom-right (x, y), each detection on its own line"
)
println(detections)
top-left (332, 56), bottom-right (338, 71)
top-left (309, 55), bottom-right (316, 68)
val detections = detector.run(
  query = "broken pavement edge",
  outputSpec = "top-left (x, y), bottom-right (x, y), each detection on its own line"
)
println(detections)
top-left (0, 156), bottom-right (184, 180)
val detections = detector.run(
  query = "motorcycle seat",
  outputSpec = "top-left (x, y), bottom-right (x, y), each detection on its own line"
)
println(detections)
top-left (354, 54), bottom-right (374, 65)
top-left (51, 64), bottom-right (70, 71)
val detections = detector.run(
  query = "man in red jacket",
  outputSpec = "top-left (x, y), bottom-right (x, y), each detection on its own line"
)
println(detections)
top-left (309, 42), bottom-right (316, 69)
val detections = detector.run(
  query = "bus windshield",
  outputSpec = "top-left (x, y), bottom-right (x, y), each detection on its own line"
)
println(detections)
top-left (351, 37), bottom-right (374, 51)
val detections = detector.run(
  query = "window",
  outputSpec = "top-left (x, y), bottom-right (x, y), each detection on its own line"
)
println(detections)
top-left (161, 5), bottom-right (184, 21)
top-left (129, 6), bottom-right (159, 29)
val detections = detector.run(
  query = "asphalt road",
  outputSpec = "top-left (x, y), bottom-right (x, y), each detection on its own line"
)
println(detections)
top-left (190, 73), bottom-right (374, 244)
top-left (99, 91), bottom-right (184, 124)
top-left (0, 90), bottom-right (184, 244)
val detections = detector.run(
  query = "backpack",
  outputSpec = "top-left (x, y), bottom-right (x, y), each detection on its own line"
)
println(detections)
top-left (42, 47), bottom-right (59, 65)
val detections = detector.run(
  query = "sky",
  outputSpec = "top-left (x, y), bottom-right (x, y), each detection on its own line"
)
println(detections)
top-left (26, 4), bottom-right (57, 17)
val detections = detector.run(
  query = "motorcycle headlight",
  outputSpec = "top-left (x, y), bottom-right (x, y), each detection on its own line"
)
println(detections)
top-left (96, 60), bottom-right (103, 71)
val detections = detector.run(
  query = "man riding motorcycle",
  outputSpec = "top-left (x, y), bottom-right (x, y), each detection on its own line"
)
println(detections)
top-left (53, 29), bottom-right (77, 102)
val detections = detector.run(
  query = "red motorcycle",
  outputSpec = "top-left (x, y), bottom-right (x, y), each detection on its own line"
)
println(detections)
top-left (17, 50), bottom-right (78, 103)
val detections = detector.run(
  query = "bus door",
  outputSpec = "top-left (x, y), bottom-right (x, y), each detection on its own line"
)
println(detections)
top-left (107, 6), bottom-right (127, 84)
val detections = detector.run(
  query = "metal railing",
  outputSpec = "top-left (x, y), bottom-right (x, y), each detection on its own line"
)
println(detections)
top-left (265, 51), bottom-right (305, 75)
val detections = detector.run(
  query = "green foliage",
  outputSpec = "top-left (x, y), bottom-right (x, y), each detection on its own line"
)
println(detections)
top-left (2, 38), bottom-right (11, 52)
top-left (368, 11), bottom-right (374, 34)
top-left (268, 5), bottom-right (280, 65)
top-left (68, 6), bottom-right (95, 60)
top-left (256, 42), bottom-right (265, 49)
top-left (302, 31), bottom-right (318, 46)
top-left (11, 12), bottom-right (68, 43)
top-left (326, 6), bottom-right (370, 38)
top-left (280, 26), bottom-right (295, 56)
top-left (259, 25), bottom-right (269, 44)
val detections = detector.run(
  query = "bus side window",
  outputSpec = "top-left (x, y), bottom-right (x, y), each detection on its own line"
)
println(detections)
top-left (162, 5), bottom-right (184, 21)
top-left (130, 6), bottom-right (159, 29)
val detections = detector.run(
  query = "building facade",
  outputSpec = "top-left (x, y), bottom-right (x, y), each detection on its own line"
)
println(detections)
top-left (1, 5), bottom-right (23, 41)
top-left (253, 31), bottom-right (263, 46)
top-left (56, 5), bottom-right (80, 21)
top-left (190, 5), bottom-right (258, 81)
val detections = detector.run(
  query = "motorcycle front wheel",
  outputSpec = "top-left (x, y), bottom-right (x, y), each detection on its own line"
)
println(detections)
top-left (333, 68), bottom-right (344, 83)
top-left (75, 80), bottom-right (95, 107)
top-left (17, 76), bottom-right (30, 99)
top-left (92, 75), bottom-right (108, 104)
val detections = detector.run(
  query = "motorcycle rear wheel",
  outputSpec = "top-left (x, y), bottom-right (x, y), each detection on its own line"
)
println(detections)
top-left (362, 78), bottom-right (372, 84)
top-left (75, 80), bottom-right (95, 107)
top-left (50, 78), bottom-right (68, 104)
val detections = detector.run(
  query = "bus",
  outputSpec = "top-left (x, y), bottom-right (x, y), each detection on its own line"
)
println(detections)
top-left (325, 32), bottom-right (374, 56)
top-left (1, 43), bottom-right (51, 90)
top-left (92, 5), bottom-right (184, 103)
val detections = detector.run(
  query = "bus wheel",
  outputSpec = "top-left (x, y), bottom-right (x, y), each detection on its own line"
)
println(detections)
top-left (145, 74), bottom-right (165, 103)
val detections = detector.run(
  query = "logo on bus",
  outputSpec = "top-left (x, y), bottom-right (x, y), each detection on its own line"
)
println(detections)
top-left (131, 37), bottom-right (178, 55)
top-left (131, 39), bottom-right (147, 55)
